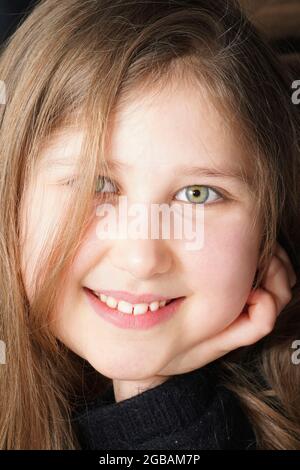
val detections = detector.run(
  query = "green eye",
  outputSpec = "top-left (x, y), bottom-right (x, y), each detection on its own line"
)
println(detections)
top-left (186, 185), bottom-right (208, 203)
top-left (64, 175), bottom-right (117, 194)
top-left (95, 175), bottom-right (116, 193)
top-left (95, 176), bottom-right (116, 193)
top-left (95, 176), bottom-right (105, 193)
top-left (175, 185), bottom-right (221, 204)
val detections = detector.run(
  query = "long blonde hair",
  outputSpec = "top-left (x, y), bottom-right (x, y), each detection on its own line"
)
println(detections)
top-left (0, 0), bottom-right (300, 449)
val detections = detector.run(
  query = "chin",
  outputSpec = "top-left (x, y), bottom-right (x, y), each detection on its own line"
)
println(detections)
top-left (87, 355), bottom-right (164, 382)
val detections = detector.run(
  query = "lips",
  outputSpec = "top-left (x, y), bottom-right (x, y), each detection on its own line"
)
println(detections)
top-left (83, 287), bottom-right (186, 330)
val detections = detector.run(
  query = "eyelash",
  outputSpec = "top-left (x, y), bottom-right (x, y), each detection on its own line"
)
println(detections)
top-left (62, 176), bottom-right (226, 205)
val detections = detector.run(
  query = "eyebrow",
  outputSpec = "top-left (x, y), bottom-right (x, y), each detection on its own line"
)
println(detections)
top-left (106, 159), bottom-right (251, 187)
top-left (43, 151), bottom-right (251, 188)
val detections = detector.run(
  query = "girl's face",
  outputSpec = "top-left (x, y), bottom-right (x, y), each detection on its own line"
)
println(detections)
top-left (20, 81), bottom-right (262, 380)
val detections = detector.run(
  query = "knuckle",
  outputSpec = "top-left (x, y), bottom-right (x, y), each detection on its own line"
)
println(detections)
top-left (267, 256), bottom-right (282, 278)
top-left (291, 273), bottom-right (297, 287)
top-left (281, 288), bottom-right (292, 306)
top-left (260, 318), bottom-right (276, 337)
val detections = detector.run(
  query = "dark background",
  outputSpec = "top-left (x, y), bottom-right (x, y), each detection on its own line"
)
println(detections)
top-left (0, 0), bottom-right (300, 54)
top-left (0, 0), bottom-right (37, 44)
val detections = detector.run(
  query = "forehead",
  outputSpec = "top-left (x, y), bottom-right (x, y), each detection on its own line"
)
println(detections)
top-left (39, 81), bottom-right (252, 186)
top-left (105, 81), bottom-right (252, 180)
top-left (39, 128), bottom-right (84, 165)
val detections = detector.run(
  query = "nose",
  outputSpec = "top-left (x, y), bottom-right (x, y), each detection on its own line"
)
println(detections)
top-left (109, 238), bottom-right (173, 280)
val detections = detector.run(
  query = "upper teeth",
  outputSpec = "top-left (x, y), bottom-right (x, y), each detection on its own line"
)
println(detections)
top-left (92, 291), bottom-right (170, 315)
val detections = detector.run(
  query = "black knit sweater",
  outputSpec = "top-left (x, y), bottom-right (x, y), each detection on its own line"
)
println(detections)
top-left (71, 361), bottom-right (257, 450)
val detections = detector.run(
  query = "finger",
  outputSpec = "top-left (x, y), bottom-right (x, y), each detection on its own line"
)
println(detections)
top-left (215, 287), bottom-right (277, 350)
top-left (273, 242), bottom-right (297, 287)
top-left (261, 254), bottom-right (293, 314)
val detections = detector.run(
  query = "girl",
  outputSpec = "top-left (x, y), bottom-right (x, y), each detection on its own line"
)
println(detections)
top-left (0, 0), bottom-right (299, 450)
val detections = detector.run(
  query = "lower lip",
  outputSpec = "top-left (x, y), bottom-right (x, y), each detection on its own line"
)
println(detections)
top-left (83, 287), bottom-right (185, 330)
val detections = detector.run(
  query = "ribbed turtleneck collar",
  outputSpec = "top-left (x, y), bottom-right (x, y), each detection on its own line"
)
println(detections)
top-left (71, 362), bottom-right (256, 450)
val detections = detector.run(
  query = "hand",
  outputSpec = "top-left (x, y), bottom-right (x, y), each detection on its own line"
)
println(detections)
top-left (113, 242), bottom-right (297, 402)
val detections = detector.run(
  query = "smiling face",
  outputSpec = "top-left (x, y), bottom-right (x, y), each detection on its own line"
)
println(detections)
top-left (20, 79), bottom-right (262, 380)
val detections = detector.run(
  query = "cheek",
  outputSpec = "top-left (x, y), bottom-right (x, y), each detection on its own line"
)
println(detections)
top-left (207, 221), bottom-right (259, 292)
top-left (19, 182), bottom-right (76, 302)
top-left (19, 186), bottom-right (49, 302)
top-left (178, 208), bottom-right (261, 337)
top-left (68, 218), bottom-right (110, 279)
